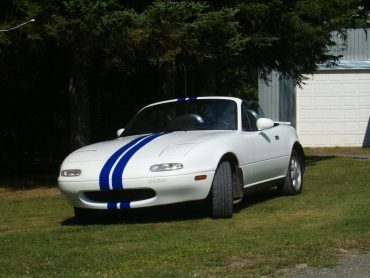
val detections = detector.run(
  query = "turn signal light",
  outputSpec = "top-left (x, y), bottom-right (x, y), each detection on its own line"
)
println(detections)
top-left (194, 175), bottom-right (207, 181)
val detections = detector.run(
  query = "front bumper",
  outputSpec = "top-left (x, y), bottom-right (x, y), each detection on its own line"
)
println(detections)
top-left (58, 171), bottom-right (215, 209)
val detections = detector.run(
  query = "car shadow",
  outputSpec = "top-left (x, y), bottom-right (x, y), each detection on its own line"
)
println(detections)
top-left (61, 201), bottom-right (211, 226)
top-left (234, 188), bottom-right (281, 213)
top-left (305, 155), bottom-right (335, 167)
top-left (61, 190), bottom-right (283, 226)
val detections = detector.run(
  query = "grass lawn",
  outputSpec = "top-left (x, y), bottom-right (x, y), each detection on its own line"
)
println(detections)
top-left (1, 149), bottom-right (369, 276)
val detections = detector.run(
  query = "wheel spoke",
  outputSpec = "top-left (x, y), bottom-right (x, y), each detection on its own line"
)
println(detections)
top-left (281, 150), bottom-right (304, 195)
top-left (290, 157), bottom-right (301, 190)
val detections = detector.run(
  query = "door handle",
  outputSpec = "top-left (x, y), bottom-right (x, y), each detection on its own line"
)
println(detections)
top-left (275, 135), bottom-right (280, 140)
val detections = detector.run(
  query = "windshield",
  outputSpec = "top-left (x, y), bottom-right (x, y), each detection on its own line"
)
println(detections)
top-left (122, 99), bottom-right (237, 136)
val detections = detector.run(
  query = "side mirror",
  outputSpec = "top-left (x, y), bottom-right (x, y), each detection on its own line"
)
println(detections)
top-left (257, 118), bottom-right (274, 131)
top-left (116, 128), bottom-right (125, 137)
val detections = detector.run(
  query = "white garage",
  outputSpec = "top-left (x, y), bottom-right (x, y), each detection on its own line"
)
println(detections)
top-left (296, 71), bottom-right (370, 147)
top-left (258, 28), bottom-right (370, 147)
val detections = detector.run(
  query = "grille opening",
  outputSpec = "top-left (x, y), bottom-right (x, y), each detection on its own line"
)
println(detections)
top-left (84, 189), bottom-right (156, 203)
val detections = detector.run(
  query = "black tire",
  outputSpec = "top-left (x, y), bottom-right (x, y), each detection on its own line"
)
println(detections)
top-left (279, 149), bottom-right (304, 195)
top-left (211, 160), bottom-right (233, 218)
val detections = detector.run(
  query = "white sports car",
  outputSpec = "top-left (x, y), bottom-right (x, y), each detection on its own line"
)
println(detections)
top-left (58, 96), bottom-right (304, 219)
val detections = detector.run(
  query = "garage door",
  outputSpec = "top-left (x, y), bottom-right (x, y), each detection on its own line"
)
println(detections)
top-left (297, 71), bottom-right (370, 147)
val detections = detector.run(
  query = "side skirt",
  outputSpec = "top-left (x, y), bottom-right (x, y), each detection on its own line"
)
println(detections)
top-left (243, 176), bottom-right (285, 194)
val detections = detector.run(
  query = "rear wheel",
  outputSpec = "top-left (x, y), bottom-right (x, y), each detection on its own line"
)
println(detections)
top-left (211, 160), bottom-right (233, 218)
top-left (279, 149), bottom-right (303, 195)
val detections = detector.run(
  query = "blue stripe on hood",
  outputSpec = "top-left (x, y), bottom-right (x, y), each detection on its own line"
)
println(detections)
top-left (111, 133), bottom-right (165, 190)
top-left (99, 135), bottom-right (150, 190)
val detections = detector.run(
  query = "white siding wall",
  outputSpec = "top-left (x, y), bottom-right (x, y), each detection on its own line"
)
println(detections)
top-left (297, 71), bottom-right (370, 147)
top-left (258, 29), bottom-right (370, 147)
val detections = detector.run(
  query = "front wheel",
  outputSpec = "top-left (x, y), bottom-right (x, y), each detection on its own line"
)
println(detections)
top-left (211, 160), bottom-right (233, 218)
top-left (279, 149), bottom-right (303, 195)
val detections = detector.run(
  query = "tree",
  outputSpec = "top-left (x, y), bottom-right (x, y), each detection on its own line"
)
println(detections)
top-left (1, 0), bottom-right (369, 164)
top-left (36, 0), bottom-right (139, 150)
top-left (137, 1), bottom-right (248, 97)
top-left (234, 0), bottom-right (370, 83)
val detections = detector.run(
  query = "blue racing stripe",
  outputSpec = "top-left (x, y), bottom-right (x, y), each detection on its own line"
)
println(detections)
top-left (99, 135), bottom-right (150, 190)
top-left (107, 202), bottom-right (117, 209)
top-left (111, 133), bottom-right (166, 190)
top-left (120, 202), bottom-right (130, 209)
top-left (177, 97), bottom-right (198, 101)
top-left (107, 202), bottom-right (130, 209)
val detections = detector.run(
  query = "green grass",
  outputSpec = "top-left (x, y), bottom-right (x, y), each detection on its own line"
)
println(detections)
top-left (304, 146), bottom-right (370, 156)
top-left (1, 152), bottom-right (369, 277)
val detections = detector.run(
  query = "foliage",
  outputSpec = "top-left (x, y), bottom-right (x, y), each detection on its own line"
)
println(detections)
top-left (1, 0), bottom-right (369, 85)
top-left (39, 1), bottom-right (137, 72)
top-left (136, 1), bottom-right (250, 96)
top-left (0, 0), bottom-right (369, 170)
top-left (235, 0), bottom-right (370, 83)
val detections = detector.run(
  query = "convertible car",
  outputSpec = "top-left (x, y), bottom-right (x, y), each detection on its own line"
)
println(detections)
top-left (58, 97), bottom-right (304, 219)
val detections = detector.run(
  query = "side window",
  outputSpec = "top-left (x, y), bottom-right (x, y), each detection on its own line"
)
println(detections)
top-left (246, 110), bottom-right (258, 131)
top-left (242, 105), bottom-right (252, 131)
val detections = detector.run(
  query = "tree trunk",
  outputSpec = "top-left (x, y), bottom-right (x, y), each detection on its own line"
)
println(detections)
top-left (200, 61), bottom-right (217, 96)
top-left (68, 64), bottom-right (90, 151)
top-left (161, 63), bottom-right (177, 98)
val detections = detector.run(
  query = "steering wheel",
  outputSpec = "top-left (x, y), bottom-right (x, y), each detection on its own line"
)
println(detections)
top-left (170, 114), bottom-right (204, 129)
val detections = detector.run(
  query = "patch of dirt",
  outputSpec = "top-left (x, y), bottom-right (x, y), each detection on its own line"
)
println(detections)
top-left (229, 257), bottom-right (255, 269)
top-left (277, 251), bottom-right (370, 278)
top-left (0, 187), bottom-right (61, 199)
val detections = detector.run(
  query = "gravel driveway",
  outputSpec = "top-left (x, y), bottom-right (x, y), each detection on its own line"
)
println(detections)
top-left (279, 252), bottom-right (370, 278)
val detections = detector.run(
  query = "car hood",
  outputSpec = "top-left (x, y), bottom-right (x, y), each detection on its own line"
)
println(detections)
top-left (64, 131), bottom-right (233, 163)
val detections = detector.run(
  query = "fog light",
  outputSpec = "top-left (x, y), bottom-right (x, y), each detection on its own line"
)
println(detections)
top-left (61, 169), bottom-right (81, 177)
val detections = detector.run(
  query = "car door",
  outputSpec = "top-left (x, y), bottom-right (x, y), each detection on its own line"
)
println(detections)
top-left (240, 103), bottom-right (286, 186)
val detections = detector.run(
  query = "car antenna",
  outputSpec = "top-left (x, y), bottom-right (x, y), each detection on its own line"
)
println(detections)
top-left (183, 63), bottom-right (187, 98)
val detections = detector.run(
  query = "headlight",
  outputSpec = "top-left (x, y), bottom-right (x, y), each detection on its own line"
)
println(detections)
top-left (61, 169), bottom-right (81, 177)
top-left (150, 163), bottom-right (183, 172)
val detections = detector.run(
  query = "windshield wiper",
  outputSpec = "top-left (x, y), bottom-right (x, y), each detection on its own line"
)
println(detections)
top-left (162, 128), bottom-right (189, 132)
top-left (122, 129), bottom-right (192, 137)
